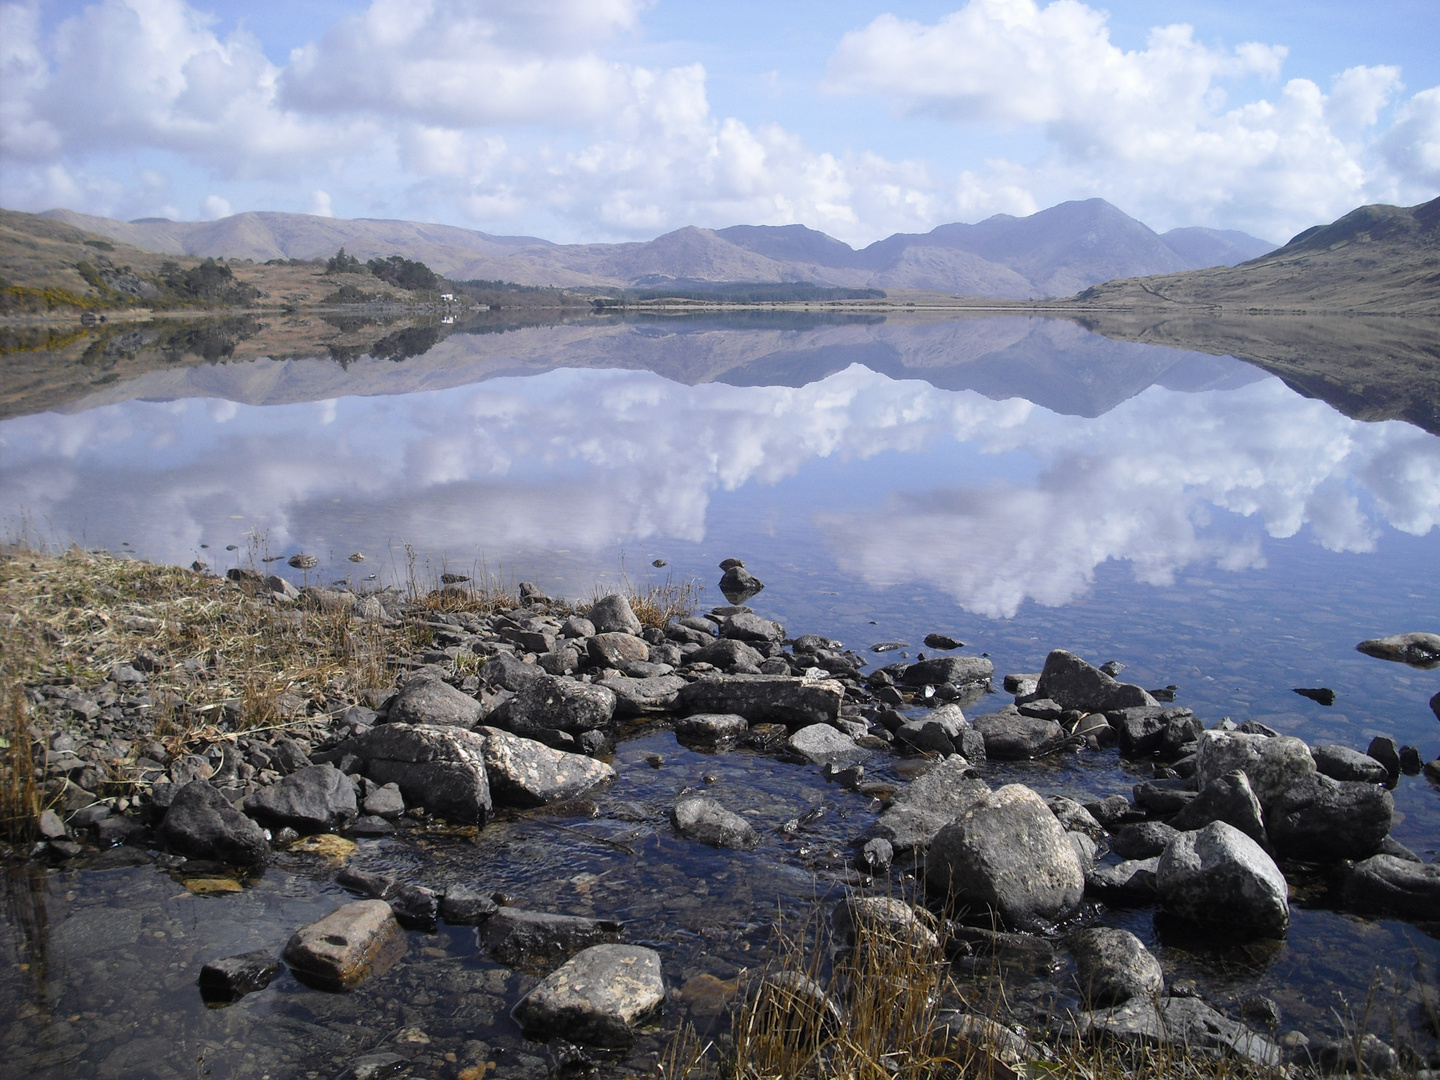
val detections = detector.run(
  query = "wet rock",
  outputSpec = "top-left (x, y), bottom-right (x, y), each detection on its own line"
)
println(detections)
top-left (588, 594), bottom-right (644, 636)
top-left (338, 1053), bottom-right (410, 1080)
top-left (508, 675), bottom-right (617, 736)
top-left (1355, 632), bottom-right (1440, 667)
top-left (1047, 796), bottom-right (1106, 842)
top-left (484, 908), bottom-right (624, 966)
top-left (1034, 650), bottom-right (1158, 713)
top-left (335, 866), bottom-right (397, 899)
top-left (1292, 686), bottom-right (1336, 706)
top-left (924, 633), bottom-right (963, 650)
top-left (1086, 793), bottom-right (1136, 828)
top-left (721, 612), bottom-right (785, 642)
top-left (1133, 778), bottom-right (1198, 815)
top-left (243, 764), bottom-right (357, 834)
top-left (945, 924), bottom-right (1061, 974)
top-left (671, 796), bottom-right (759, 850)
top-left (894, 703), bottom-right (968, 755)
top-left (1077, 995), bottom-right (1280, 1067)
top-left (384, 677), bottom-right (482, 728)
top-left (1157, 821), bottom-right (1289, 936)
top-left (478, 727), bottom-right (615, 807)
top-left (362, 782), bottom-right (404, 818)
top-left (678, 674), bottom-right (843, 728)
top-left (1311, 744), bottom-right (1390, 783)
top-left (1400, 745), bottom-right (1423, 774)
top-left (1068, 927), bottom-right (1164, 1006)
top-left (1194, 730), bottom-right (1316, 810)
top-left (1341, 854), bottom-right (1440, 920)
top-left (440, 883), bottom-right (498, 925)
top-left (787, 723), bottom-right (869, 768)
top-left (1432, 689), bottom-right (1440, 721)
top-left (1112, 821), bottom-right (1179, 860)
top-left (198, 950), bottom-right (281, 1003)
top-left (282, 899), bottom-right (404, 991)
top-left (1003, 673), bottom-right (1041, 696)
top-left (588, 632), bottom-right (648, 668)
top-left (1086, 857), bottom-right (1160, 900)
top-left (1266, 773), bottom-right (1392, 862)
top-left (860, 758), bottom-right (989, 856)
top-left (901, 655), bottom-right (993, 688)
top-left (389, 884), bottom-right (440, 930)
top-left (718, 565), bottom-right (765, 603)
top-left (859, 836), bottom-right (893, 873)
top-left (1366, 736), bottom-right (1402, 781)
top-left (482, 652), bottom-right (545, 691)
top-left (352, 724), bottom-right (492, 826)
top-left (674, 712), bottom-right (749, 747)
top-left (346, 815), bottom-right (395, 837)
top-left (831, 896), bottom-right (939, 950)
top-left (597, 672), bottom-right (686, 716)
top-left (926, 783), bottom-right (1085, 932)
top-left (161, 780), bottom-right (268, 865)
top-left (970, 706), bottom-right (1066, 760)
top-left (512, 944), bottom-right (665, 1048)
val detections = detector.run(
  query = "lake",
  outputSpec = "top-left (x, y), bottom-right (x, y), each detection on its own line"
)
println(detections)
top-left (1, 311), bottom-right (1437, 1078)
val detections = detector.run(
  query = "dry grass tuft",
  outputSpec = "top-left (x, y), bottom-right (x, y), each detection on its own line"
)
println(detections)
top-left (0, 542), bottom-right (412, 838)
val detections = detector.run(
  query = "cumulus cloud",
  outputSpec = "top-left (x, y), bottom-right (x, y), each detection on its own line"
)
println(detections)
top-left (824, 0), bottom-right (1440, 237)
top-left (0, 0), bottom-right (1436, 244)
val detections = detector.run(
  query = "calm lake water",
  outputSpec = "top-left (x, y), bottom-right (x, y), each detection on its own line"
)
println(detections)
top-left (1, 313), bottom-right (1437, 1078)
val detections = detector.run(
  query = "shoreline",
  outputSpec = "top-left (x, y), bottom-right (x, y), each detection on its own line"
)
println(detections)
top-left (2, 544), bottom-right (1438, 1077)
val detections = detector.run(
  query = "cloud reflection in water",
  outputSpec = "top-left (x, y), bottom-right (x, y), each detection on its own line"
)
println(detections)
top-left (2, 364), bottom-right (1436, 618)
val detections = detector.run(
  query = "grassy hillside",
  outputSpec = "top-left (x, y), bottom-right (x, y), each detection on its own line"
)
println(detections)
top-left (1072, 196), bottom-right (1440, 314)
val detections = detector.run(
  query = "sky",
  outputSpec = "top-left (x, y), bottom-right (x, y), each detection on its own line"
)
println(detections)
top-left (2, 0), bottom-right (1438, 247)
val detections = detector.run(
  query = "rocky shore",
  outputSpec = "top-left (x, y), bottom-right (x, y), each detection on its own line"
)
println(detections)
top-left (5, 550), bottom-right (1440, 1078)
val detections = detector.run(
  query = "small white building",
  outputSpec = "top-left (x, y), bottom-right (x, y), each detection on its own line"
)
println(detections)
top-left (440, 293), bottom-right (454, 302)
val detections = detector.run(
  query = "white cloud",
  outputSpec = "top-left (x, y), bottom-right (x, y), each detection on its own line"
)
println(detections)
top-left (0, 0), bottom-right (1435, 244)
top-left (200, 193), bottom-right (231, 219)
top-left (824, 0), bottom-right (1440, 237)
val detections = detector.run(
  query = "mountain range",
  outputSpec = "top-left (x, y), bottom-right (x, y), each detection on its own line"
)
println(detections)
top-left (42, 199), bottom-right (1274, 299)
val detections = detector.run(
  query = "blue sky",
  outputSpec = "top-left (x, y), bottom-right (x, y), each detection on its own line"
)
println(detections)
top-left (3, 0), bottom-right (1438, 245)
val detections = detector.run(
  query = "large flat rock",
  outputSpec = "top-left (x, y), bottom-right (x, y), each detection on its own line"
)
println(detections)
top-left (478, 727), bottom-right (615, 807)
top-left (282, 900), bottom-right (404, 991)
top-left (512, 944), bottom-right (665, 1047)
top-left (678, 674), bottom-right (843, 728)
top-left (351, 724), bottom-right (492, 826)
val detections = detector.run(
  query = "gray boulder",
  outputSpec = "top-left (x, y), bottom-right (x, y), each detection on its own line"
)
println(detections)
top-left (161, 780), bottom-right (268, 865)
top-left (678, 674), bottom-right (843, 728)
top-left (484, 908), bottom-right (623, 966)
top-left (1077, 995), bottom-right (1280, 1067)
top-left (1266, 773), bottom-right (1392, 862)
top-left (721, 612), bottom-right (785, 642)
top-left (512, 944), bottom-right (665, 1048)
top-left (1194, 730), bottom-right (1316, 810)
top-left (589, 594), bottom-right (643, 636)
top-left (1068, 927), bottom-right (1164, 1006)
top-left (351, 724), bottom-right (492, 826)
top-left (439, 884), bottom-right (498, 925)
top-left (671, 796), bottom-right (759, 850)
top-left (1311, 744), bottom-right (1390, 783)
top-left (1034, 650), bottom-right (1157, 713)
top-left (1342, 854), bottom-right (1440, 921)
top-left (926, 783), bottom-right (1084, 932)
top-left (1111, 821), bottom-right (1179, 860)
top-left (894, 702), bottom-right (968, 755)
top-left (383, 679), bottom-right (483, 731)
top-left (597, 672), bottom-right (686, 717)
top-left (673, 713), bottom-right (748, 746)
top-left (482, 652), bottom-right (545, 691)
top-left (787, 723), bottom-right (869, 768)
top-left (687, 637), bottom-right (765, 671)
top-left (1156, 821), bottom-right (1289, 935)
top-left (902, 656), bottom-right (993, 687)
top-left (1169, 769), bottom-right (1266, 841)
top-left (718, 565), bottom-right (764, 603)
top-left (588, 632), bottom-right (648, 668)
top-left (1355, 631), bottom-right (1440, 667)
top-left (478, 727), bottom-right (615, 807)
top-left (1046, 796), bottom-right (1106, 841)
top-left (198, 950), bottom-right (282, 1002)
top-left (507, 675), bottom-right (617, 736)
top-left (282, 900), bottom-right (402, 992)
top-left (971, 706), bottom-right (1066, 760)
top-left (243, 764), bottom-right (357, 834)
top-left (859, 756), bottom-right (988, 856)
top-left (831, 896), bottom-right (939, 950)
